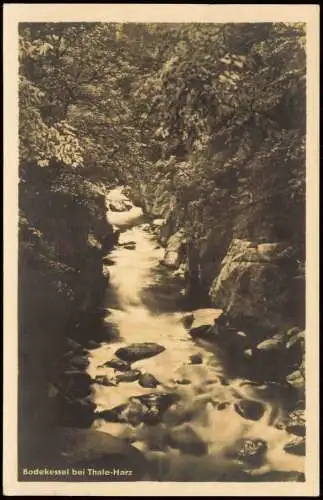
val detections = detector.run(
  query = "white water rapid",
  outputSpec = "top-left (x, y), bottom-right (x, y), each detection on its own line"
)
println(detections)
top-left (86, 187), bottom-right (304, 481)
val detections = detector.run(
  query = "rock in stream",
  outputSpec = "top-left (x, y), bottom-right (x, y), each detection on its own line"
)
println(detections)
top-left (99, 358), bottom-right (131, 371)
top-left (115, 369), bottom-right (142, 383)
top-left (234, 399), bottom-right (265, 421)
top-left (284, 436), bottom-right (306, 456)
top-left (234, 438), bottom-right (268, 465)
top-left (115, 342), bottom-right (165, 363)
top-left (94, 375), bottom-right (118, 387)
top-left (96, 392), bottom-right (178, 426)
top-left (138, 373), bottom-right (160, 388)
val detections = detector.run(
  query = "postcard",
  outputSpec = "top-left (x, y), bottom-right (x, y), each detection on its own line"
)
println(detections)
top-left (3, 4), bottom-right (320, 496)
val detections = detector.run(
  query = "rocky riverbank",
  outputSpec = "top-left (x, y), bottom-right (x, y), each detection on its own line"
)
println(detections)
top-left (81, 187), bottom-right (305, 482)
top-left (18, 167), bottom-right (120, 463)
top-left (127, 181), bottom-right (305, 402)
top-left (19, 183), bottom-right (305, 481)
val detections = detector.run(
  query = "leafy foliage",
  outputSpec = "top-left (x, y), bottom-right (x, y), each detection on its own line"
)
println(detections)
top-left (19, 21), bottom-right (306, 253)
top-left (130, 23), bottom-right (306, 249)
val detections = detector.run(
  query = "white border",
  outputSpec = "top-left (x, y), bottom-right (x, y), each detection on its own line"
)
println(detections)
top-left (3, 4), bottom-right (320, 496)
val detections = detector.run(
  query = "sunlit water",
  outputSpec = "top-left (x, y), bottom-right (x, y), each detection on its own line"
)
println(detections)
top-left (87, 187), bottom-right (304, 481)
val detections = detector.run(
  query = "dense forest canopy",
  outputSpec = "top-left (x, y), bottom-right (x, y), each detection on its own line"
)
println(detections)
top-left (19, 21), bottom-right (306, 258)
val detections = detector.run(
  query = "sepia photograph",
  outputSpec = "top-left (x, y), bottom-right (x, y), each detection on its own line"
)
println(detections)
top-left (3, 4), bottom-right (319, 497)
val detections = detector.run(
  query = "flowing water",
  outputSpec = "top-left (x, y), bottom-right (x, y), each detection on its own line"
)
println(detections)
top-left (87, 187), bottom-right (304, 481)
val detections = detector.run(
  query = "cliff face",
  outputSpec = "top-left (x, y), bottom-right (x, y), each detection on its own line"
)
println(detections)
top-left (129, 169), bottom-right (305, 395)
top-left (131, 175), bottom-right (304, 332)
top-left (18, 163), bottom-right (116, 451)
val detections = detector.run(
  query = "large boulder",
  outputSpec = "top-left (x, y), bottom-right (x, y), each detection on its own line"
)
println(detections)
top-left (96, 400), bottom-right (147, 426)
top-left (234, 399), bottom-right (265, 421)
top-left (209, 239), bottom-right (301, 336)
top-left (233, 438), bottom-right (268, 465)
top-left (181, 308), bottom-right (223, 341)
top-left (99, 358), bottom-right (131, 371)
top-left (115, 342), bottom-right (165, 363)
top-left (133, 393), bottom-right (178, 423)
top-left (182, 308), bottom-right (223, 331)
top-left (185, 309), bottom-right (250, 357)
top-left (96, 393), bottom-right (178, 426)
top-left (115, 370), bottom-right (141, 383)
top-left (138, 373), bottom-right (160, 388)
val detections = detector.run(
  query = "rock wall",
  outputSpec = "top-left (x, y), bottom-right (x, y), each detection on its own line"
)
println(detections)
top-left (209, 239), bottom-right (304, 336)
top-left (18, 166), bottom-right (117, 462)
top-left (132, 178), bottom-right (304, 328)
top-left (129, 178), bottom-right (305, 393)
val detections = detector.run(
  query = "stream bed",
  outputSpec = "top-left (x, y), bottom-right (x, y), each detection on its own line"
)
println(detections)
top-left (86, 187), bottom-right (305, 482)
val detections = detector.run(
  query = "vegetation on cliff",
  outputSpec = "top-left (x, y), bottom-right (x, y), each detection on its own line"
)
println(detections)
top-left (131, 22), bottom-right (306, 284)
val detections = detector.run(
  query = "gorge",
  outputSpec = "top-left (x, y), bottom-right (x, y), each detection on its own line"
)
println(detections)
top-left (18, 22), bottom-right (306, 483)
top-left (19, 184), bottom-right (305, 482)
